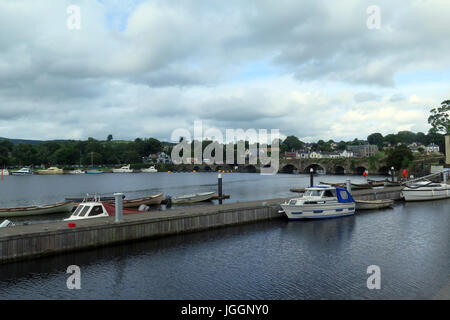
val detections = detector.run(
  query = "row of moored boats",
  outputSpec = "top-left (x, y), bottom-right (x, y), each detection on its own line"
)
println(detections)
top-left (280, 171), bottom-right (450, 220)
top-left (0, 165), bottom-right (157, 175)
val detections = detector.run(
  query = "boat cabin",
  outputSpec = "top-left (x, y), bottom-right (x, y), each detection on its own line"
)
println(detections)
top-left (65, 202), bottom-right (109, 221)
top-left (289, 186), bottom-right (354, 204)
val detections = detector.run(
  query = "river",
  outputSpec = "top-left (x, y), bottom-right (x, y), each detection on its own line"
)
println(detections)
top-left (0, 173), bottom-right (448, 299)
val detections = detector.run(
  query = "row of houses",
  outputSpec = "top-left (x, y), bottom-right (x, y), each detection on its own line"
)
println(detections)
top-left (406, 143), bottom-right (440, 153)
top-left (284, 144), bottom-right (379, 159)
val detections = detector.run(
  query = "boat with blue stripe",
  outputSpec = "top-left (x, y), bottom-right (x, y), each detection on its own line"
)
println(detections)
top-left (280, 185), bottom-right (355, 220)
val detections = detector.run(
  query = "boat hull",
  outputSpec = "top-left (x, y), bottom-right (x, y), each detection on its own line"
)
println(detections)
top-left (280, 202), bottom-right (355, 220)
top-left (401, 187), bottom-right (450, 201)
top-left (355, 199), bottom-right (394, 210)
top-left (172, 192), bottom-right (216, 204)
top-left (123, 194), bottom-right (165, 208)
top-left (0, 201), bottom-right (75, 218)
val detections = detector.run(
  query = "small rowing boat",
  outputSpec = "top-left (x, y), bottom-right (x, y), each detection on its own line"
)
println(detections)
top-left (0, 201), bottom-right (75, 218)
top-left (171, 192), bottom-right (216, 204)
top-left (355, 199), bottom-right (394, 210)
top-left (123, 193), bottom-right (165, 208)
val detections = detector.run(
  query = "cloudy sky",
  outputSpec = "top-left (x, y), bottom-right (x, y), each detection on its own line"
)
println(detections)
top-left (1, 0), bottom-right (449, 143)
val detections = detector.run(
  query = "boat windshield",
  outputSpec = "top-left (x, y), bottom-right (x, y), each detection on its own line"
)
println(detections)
top-left (72, 205), bottom-right (84, 216)
top-left (304, 190), bottom-right (323, 197)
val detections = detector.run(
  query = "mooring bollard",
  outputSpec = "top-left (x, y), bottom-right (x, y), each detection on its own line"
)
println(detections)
top-left (218, 173), bottom-right (223, 205)
top-left (114, 192), bottom-right (124, 222)
top-left (346, 178), bottom-right (351, 193)
top-left (310, 168), bottom-right (314, 187)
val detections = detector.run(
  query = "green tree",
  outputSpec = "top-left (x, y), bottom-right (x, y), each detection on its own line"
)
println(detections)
top-left (367, 133), bottom-right (384, 148)
top-left (386, 144), bottom-right (414, 170)
top-left (428, 100), bottom-right (450, 134)
top-left (281, 136), bottom-right (304, 153)
top-left (107, 134), bottom-right (113, 142)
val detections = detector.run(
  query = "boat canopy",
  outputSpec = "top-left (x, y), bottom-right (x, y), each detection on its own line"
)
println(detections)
top-left (335, 187), bottom-right (354, 203)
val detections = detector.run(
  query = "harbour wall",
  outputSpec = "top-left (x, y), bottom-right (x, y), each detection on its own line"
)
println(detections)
top-left (0, 187), bottom-right (402, 264)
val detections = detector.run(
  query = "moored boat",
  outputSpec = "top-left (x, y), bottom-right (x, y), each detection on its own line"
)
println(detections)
top-left (68, 169), bottom-right (85, 174)
top-left (0, 201), bottom-right (75, 218)
top-left (355, 199), bottom-right (394, 210)
top-left (113, 164), bottom-right (133, 173)
top-left (64, 200), bottom-right (146, 221)
top-left (141, 166), bottom-right (158, 173)
top-left (384, 181), bottom-right (402, 187)
top-left (280, 185), bottom-right (355, 220)
top-left (171, 192), bottom-right (216, 204)
top-left (1, 168), bottom-right (9, 176)
top-left (401, 180), bottom-right (450, 201)
top-left (86, 169), bottom-right (104, 174)
top-left (350, 183), bottom-right (372, 190)
top-left (37, 167), bottom-right (63, 175)
top-left (123, 193), bottom-right (165, 208)
top-left (11, 167), bottom-right (33, 175)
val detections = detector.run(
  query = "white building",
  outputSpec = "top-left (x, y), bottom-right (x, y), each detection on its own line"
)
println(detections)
top-left (339, 150), bottom-right (354, 158)
top-left (309, 151), bottom-right (323, 159)
top-left (426, 143), bottom-right (440, 153)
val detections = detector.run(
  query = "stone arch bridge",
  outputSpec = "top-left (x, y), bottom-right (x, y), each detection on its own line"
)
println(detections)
top-left (172, 158), bottom-right (388, 175)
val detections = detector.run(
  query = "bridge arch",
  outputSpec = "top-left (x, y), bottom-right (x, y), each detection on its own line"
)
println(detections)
top-left (280, 164), bottom-right (298, 174)
top-left (334, 165), bottom-right (346, 175)
top-left (378, 166), bottom-right (389, 175)
top-left (355, 166), bottom-right (367, 175)
top-left (304, 163), bottom-right (326, 174)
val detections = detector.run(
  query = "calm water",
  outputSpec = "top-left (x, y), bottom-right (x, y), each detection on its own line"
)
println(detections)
top-left (0, 172), bottom-right (373, 224)
top-left (0, 173), bottom-right (449, 299)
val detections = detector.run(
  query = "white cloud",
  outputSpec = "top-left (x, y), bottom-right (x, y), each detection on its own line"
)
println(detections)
top-left (0, 0), bottom-right (449, 142)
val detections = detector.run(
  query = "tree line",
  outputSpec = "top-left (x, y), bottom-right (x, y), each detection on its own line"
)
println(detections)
top-left (0, 137), bottom-right (164, 167)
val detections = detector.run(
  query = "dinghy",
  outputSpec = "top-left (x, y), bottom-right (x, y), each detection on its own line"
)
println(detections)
top-left (0, 201), bottom-right (75, 218)
top-left (171, 192), bottom-right (216, 204)
top-left (355, 199), bottom-right (394, 210)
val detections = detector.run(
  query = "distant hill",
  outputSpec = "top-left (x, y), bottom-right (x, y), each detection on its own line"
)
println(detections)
top-left (0, 137), bottom-right (175, 145)
top-left (0, 137), bottom-right (70, 145)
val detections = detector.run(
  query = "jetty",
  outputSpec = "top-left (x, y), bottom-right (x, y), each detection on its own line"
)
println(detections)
top-left (0, 186), bottom-right (402, 264)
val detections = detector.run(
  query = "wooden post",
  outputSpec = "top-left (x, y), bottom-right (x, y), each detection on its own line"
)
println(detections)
top-left (218, 173), bottom-right (223, 205)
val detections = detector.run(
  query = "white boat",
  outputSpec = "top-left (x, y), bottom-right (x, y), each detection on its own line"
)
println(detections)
top-left (280, 185), bottom-right (355, 220)
top-left (171, 192), bottom-right (216, 204)
top-left (64, 199), bottom-right (145, 221)
top-left (68, 169), bottom-right (85, 174)
top-left (401, 180), bottom-right (450, 201)
top-left (11, 167), bottom-right (33, 175)
top-left (112, 164), bottom-right (133, 173)
top-left (37, 167), bottom-right (63, 175)
top-left (141, 166), bottom-right (158, 173)
top-left (355, 199), bottom-right (394, 210)
top-left (1, 168), bottom-right (9, 176)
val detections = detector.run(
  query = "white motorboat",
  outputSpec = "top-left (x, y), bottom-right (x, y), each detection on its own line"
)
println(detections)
top-left (141, 166), bottom-right (158, 173)
top-left (112, 164), bottom-right (133, 173)
top-left (11, 167), bottom-right (33, 175)
top-left (1, 168), bottom-right (9, 176)
top-left (68, 169), bottom-right (85, 174)
top-left (280, 185), bottom-right (355, 220)
top-left (64, 198), bottom-right (145, 221)
top-left (401, 180), bottom-right (450, 201)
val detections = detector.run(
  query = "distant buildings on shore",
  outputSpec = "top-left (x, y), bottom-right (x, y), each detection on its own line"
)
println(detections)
top-left (283, 141), bottom-right (442, 160)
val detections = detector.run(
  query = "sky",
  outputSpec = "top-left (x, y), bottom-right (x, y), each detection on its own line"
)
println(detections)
top-left (0, 0), bottom-right (449, 143)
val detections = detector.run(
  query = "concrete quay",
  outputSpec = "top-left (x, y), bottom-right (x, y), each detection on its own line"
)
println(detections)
top-left (0, 187), bottom-right (403, 264)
